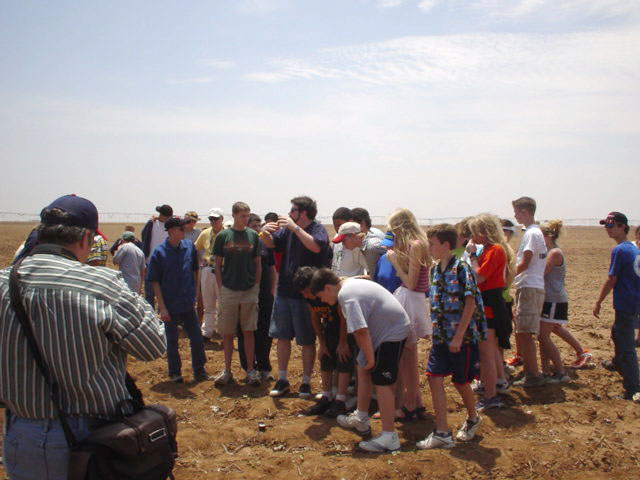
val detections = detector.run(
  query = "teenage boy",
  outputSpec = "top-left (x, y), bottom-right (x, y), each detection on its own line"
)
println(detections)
top-left (293, 267), bottom-right (354, 417)
top-left (511, 197), bottom-right (548, 387)
top-left (593, 212), bottom-right (640, 401)
top-left (418, 224), bottom-right (485, 449)
top-left (332, 222), bottom-right (369, 277)
top-left (147, 216), bottom-right (210, 383)
top-left (310, 269), bottom-right (409, 453)
top-left (237, 213), bottom-right (277, 380)
top-left (112, 231), bottom-right (146, 293)
top-left (261, 196), bottom-right (331, 398)
top-left (213, 202), bottom-right (262, 386)
top-left (351, 207), bottom-right (386, 275)
top-left (195, 208), bottom-right (225, 339)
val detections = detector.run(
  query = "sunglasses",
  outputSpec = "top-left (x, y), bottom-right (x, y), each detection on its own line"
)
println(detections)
top-left (208, 217), bottom-right (220, 222)
top-left (604, 222), bottom-right (617, 229)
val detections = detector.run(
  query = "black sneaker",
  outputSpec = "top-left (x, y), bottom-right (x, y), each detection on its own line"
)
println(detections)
top-left (298, 383), bottom-right (312, 399)
top-left (269, 379), bottom-right (290, 397)
top-left (602, 359), bottom-right (619, 372)
top-left (325, 399), bottom-right (347, 418)
top-left (306, 396), bottom-right (332, 416)
top-left (194, 372), bottom-right (214, 383)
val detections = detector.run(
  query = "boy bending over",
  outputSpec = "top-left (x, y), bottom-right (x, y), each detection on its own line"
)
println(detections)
top-left (310, 269), bottom-right (409, 453)
top-left (419, 224), bottom-right (487, 449)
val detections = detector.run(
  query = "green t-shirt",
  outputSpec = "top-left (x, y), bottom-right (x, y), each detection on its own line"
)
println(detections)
top-left (212, 227), bottom-right (259, 291)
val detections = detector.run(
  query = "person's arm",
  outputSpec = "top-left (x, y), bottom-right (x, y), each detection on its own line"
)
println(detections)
top-left (516, 250), bottom-right (533, 275)
top-left (544, 249), bottom-right (562, 276)
top-left (593, 275), bottom-right (617, 318)
top-left (215, 256), bottom-right (223, 290)
top-left (279, 216), bottom-right (321, 253)
top-left (309, 306), bottom-right (328, 360)
top-left (152, 281), bottom-right (171, 323)
top-left (336, 308), bottom-right (351, 363)
top-left (352, 327), bottom-right (375, 370)
top-left (449, 295), bottom-right (475, 353)
top-left (260, 222), bottom-right (278, 249)
top-left (112, 245), bottom-right (123, 265)
top-left (270, 266), bottom-right (277, 297)
top-left (254, 253), bottom-right (262, 289)
top-left (387, 241), bottom-right (422, 290)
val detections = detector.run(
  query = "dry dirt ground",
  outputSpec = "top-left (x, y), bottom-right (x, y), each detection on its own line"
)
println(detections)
top-left (1, 223), bottom-right (639, 479)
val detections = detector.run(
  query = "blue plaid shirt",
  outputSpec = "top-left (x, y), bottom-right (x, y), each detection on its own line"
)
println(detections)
top-left (430, 256), bottom-right (487, 345)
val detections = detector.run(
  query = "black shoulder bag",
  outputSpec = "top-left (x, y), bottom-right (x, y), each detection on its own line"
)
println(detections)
top-left (9, 258), bottom-right (178, 480)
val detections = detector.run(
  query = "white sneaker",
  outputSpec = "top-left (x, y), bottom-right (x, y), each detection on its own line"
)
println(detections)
top-left (337, 412), bottom-right (371, 436)
top-left (456, 416), bottom-right (482, 442)
top-left (359, 432), bottom-right (400, 453)
top-left (214, 370), bottom-right (233, 386)
top-left (416, 431), bottom-right (454, 450)
top-left (496, 380), bottom-right (511, 394)
top-left (632, 392), bottom-right (640, 404)
top-left (246, 370), bottom-right (261, 386)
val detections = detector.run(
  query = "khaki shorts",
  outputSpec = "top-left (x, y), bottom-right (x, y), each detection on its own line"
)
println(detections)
top-left (218, 284), bottom-right (259, 335)
top-left (514, 287), bottom-right (545, 335)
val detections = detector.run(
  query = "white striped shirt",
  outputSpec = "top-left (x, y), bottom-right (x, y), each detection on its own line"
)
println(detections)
top-left (0, 252), bottom-right (166, 419)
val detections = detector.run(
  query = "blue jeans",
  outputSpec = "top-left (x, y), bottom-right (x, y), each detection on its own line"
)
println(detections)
top-left (612, 310), bottom-right (640, 395)
top-left (3, 411), bottom-right (91, 480)
top-left (164, 308), bottom-right (207, 377)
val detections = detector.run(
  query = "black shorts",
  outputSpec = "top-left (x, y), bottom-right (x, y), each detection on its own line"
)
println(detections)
top-left (371, 340), bottom-right (406, 386)
top-left (426, 342), bottom-right (480, 385)
top-left (541, 302), bottom-right (569, 324)
top-left (320, 321), bottom-right (356, 374)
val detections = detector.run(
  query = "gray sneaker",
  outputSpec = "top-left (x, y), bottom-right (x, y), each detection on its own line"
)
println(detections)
top-left (337, 412), bottom-right (371, 436)
top-left (214, 370), bottom-right (233, 386)
top-left (456, 416), bottom-right (482, 442)
top-left (546, 372), bottom-right (570, 384)
top-left (246, 370), bottom-right (261, 386)
top-left (476, 396), bottom-right (504, 412)
top-left (416, 431), bottom-right (454, 450)
top-left (512, 374), bottom-right (548, 388)
top-left (359, 432), bottom-right (400, 453)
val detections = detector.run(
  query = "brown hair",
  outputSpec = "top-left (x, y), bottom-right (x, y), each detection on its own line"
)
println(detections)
top-left (426, 224), bottom-right (457, 251)
top-left (232, 202), bottom-right (250, 214)
top-left (512, 196), bottom-right (537, 215)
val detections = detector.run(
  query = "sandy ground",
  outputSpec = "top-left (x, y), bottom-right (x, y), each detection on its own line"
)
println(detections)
top-left (0, 222), bottom-right (639, 479)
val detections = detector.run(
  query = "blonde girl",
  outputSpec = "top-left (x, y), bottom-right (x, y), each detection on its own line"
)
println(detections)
top-left (540, 220), bottom-right (591, 372)
top-left (467, 213), bottom-right (514, 410)
top-left (386, 208), bottom-right (431, 419)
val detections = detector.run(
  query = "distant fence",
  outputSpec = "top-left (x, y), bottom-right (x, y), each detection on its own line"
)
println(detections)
top-left (1, 212), bottom-right (637, 227)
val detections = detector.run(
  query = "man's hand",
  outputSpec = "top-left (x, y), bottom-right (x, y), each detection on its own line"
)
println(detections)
top-left (159, 307), bottom-right (171, 323)
top-left (362, 358), bottom-right (375, 371)
top-left (262, 222), bottom-right (279, 235)
top-left (337, 341), bottom-right (351, 363)
top-left (593, 301), bottom-right (602, 319)
top-left (278, 215), bottom-right (297, 231)
top-left (449, 336), bottom-right (462, 353)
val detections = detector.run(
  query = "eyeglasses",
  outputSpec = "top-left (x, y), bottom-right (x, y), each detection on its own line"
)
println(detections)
top-left (208, 217), bottom-right (220, 222)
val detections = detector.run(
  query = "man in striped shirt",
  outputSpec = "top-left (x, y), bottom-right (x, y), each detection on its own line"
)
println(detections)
top-left (0, 194), bottom-right (166, 480)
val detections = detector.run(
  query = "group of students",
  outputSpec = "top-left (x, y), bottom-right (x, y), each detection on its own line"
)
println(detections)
top-left (104, 195), bottom-right (640, 453)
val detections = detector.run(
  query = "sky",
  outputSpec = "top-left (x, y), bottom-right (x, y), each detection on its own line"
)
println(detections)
top-left (1, 0), bottom-right (639, 224)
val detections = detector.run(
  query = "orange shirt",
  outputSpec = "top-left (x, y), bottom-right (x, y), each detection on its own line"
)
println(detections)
top-left (477, 244), bottom-right (507, 291)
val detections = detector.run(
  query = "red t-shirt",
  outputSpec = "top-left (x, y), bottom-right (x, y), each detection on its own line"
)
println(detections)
top-left (476, 244), bottom-right (507, 319)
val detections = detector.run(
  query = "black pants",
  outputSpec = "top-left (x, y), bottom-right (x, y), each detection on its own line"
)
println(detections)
top-left (238, 294), bottom-right (274, 372)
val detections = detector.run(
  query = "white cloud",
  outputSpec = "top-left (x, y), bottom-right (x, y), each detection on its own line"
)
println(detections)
top-left (378, 0), bottom-right (405, 8)
top-left (165, 77), bottom-right (216, 85)
top-left (237, 0), bottom-right (286, 14)
top-left (417, 0), bottom-right (437, 12)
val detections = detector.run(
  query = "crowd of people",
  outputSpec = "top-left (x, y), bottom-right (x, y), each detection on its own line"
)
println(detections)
top-left (1, 194), bottom-right (639, 477)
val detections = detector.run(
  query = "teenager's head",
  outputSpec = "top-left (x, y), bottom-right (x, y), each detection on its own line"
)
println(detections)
top-left (332, 207), bottom-right (353, 232)
top-left (469, 213), bottom-right (506, 247)
top-left (426, 224), bottom-right (457, 262)
top-left (292, 266), bottom-right (317, 299)
top-left (500, 218), bottom-right (516, 242)
top-left (387, 208), bottom-right (430, 269)
top-left (232, 201), bottom-right (251, 228)
top-left (332, 221), bottom-right (364, 250)
top-left (291, 196), bottom-right (318, 224)
top-left (164, 217), bottom-right (188, 244)
top-left (248, 213), bottom-right (262, 232)
top-left (512, 197), bottom-right (537, 225)
top-left (599, 211), bottom-right (629, 240)
top-left (309, 268), bottom-right (341, 305)
top-left (155, 204), bottom-right (173, 222)
top-left (264, 212), bottom-right (279, 223)
top-left (455, 217), bottom-right (473, 248)
top-left (351, 207), bottom-right (372, 232)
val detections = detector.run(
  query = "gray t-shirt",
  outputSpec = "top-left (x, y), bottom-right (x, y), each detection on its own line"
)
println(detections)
top-left (113, 242), bottom-right (146, 292)
top-left (338, 278), bottom-right (410, 366)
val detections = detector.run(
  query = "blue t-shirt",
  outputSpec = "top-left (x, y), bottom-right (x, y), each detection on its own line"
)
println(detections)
top-left (146, 239), bottom-right (199, 314)
top-left (373, 253), bottom-right (402, 294)
top-left (272, 221), bottom-right (331, 298)
top-left (609, 241), bottom-right (640, 314)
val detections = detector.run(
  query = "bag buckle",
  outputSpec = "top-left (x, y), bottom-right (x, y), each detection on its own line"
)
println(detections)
top-left (148, 428), bottom-right (167, 442)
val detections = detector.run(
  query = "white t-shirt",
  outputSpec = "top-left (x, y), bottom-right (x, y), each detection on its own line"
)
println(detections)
top-left (338, 278), bottom-right (410, 366)
top-left (514, 224), bottom-right (547, 289)
top-left (146, 220), bottom-right (167, 262)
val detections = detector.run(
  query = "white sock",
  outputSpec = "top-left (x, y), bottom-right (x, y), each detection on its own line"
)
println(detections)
top-left (356, 409), bottom-right (369, 420)
top-left (381, 430), bottom-right (396, 437)
top-left (279, 370), bottom-right (287, 381)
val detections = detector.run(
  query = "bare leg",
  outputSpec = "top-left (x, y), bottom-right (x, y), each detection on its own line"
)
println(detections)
top-left (320, 370), bottom-right (333, 394)
top-left (517, 332), bottom-right (540, 376)
top-left (337, 372), bottom-right (350, 397)
top-left (479, 330), bottom-right (498, 398)
top-left (538, 322), bottom-right (564, 374)
top-left (302, 344), bottom-right (316, 378)
top-left (399, 343), bottom-right (419, 411)
top-left (356, 366), bottom-right (372, 413)
top-left (454, 383), bottom-right (478, 420)
top-left (376, 384), bottom-right (397, 433)
top-left (242, 330), bottom-right (255, 371)
top-left (277, 338), bottom-right (291, 373)
top-left (552, 324), bottom-right (584, 356)
top-left (428, 376), bottom-right (448, 432)
top-left (223, 333), bottom-right (234, 371)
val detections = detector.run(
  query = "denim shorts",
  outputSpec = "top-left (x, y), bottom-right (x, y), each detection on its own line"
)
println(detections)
top-left (268, 296), bottom-right (315, 346)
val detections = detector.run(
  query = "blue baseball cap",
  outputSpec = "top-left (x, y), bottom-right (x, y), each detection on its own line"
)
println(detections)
top-left (381, 230), bottom-right (395, 247)
top-left (41, 194), bottom-right (99, 232)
